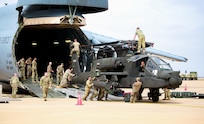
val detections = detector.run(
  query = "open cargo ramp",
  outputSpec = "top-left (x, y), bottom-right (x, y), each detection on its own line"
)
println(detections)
top-left (23, 79), bottom-right (65, 98)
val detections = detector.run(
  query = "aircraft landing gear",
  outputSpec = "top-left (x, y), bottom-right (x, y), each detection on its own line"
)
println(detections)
top-left (148, 88), bottom-right (161, 102)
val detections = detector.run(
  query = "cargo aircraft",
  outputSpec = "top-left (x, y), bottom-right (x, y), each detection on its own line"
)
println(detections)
top-left (0, 0), bottom-right (187, 102)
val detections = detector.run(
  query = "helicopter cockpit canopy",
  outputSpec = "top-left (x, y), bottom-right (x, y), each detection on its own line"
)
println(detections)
top-left (128, 54), bottom-right (173, 77)
top-left (151, 57), bottom-right (172, 71)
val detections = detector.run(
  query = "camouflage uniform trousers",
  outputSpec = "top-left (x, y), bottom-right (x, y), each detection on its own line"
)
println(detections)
top-left (56, 73), bottom-right (63, 85)
top-left (130, 91), bottom-right (139, 103)
top-left (137, 35), bottom-right (146, 52)
top-left (42, 87), bottom-right (49, 100)
top-left (20, 68), bottom-right (26, 80)
top-left (11, 84), bottom-right (18, 98)
top-left (82, 87), bottom-right (91, 100)
top-left (32, 68), bottom-right (38, 82)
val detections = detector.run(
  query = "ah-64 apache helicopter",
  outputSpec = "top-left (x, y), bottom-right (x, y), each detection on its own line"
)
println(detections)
top-left (70, 40), bottom-right (184, 102)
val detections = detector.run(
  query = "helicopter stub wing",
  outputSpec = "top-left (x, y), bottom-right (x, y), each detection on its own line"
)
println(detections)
top-left (145, 48), bottom-right (188, 62)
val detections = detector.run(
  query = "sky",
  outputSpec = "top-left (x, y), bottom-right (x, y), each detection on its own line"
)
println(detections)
top-left (1, 0), bottom-right (204, 77)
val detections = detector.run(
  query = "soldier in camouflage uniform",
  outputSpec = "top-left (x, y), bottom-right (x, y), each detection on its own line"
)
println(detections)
top-left (47, 62), bottom-right (54, 81)
top-left (82, 76), bottom-right (94, 101)
top-left (70, 39), bottom-right (81, 58)
top-left (32, 57), bottom-right (39, 82)
top-left (17, 58), bottom-right (26, 80)
top-left (130, 77), bottom-right (142, 103)
top-left (10, 73), bottom-right (24, 98)
top-left (25, 57), bottom-right (32, 78)
top-left (163, 88), bottom-right (170, 100)
top-left (59, 67), bottom-right (75, 88)
top-left (133, 27), bottom-right (146, 53)
top-left (40, 72), bottom-right (52, 101)
top-left (56, 63), bottom-right (64, 85)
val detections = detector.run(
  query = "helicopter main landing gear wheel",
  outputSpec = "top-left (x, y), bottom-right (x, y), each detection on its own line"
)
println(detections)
top-left (148, 88), bottom-right (160, 102)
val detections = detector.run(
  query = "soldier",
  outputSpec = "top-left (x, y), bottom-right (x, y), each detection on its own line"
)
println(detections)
top-left (139, 61), bottom-right (145, 72)
top-left (59, 67), bottom-right (75, 88)
top-left (133, 27), bottom-right (146, 53)
top-left (130, 77), bottom-right (142, 103)
top-left (97, 79), bottom-right (108, 101)
top-left (25, 57), bottom-right (32, 78)
top-left (56, 63), bottom-right (64, 85)
top-left (82, 76), bottom-right (94, 101)
top-left (163, 88), bottom-right (171, 100)
top-left (10, 73), bottom-right (24, 98)
top-left (70, 39), bottom-right (81, 58)
top-left (40, 72), bottom-right (52, 101)
top-left (32, 57), bottom-right (39, 82)
top-left (17, 58), bottom-right (26, 80)
top-left (47, 62), bottom-right (54, 80)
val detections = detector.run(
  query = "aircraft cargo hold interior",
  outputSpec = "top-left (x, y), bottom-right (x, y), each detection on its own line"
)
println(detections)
top-left (15, 26), bottom-right (90, 76)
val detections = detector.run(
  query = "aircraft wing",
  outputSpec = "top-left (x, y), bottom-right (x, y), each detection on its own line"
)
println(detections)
top-left (146, 48), bottom-right (188, 62)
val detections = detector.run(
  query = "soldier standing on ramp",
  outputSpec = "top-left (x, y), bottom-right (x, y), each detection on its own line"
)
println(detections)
top-left (32, 57), bottom-right (39, 83)
top-left (130, 77), bottom-right (142, 103)
top-left (17, 58), bottom-right (26, 80)
top-left (40, 72), bottom-right (52, 101)
top-left (56, 63), bottom-right (64, 85)
top-left (47, 62), bottom-right (54, 80)
top-left (25, 57), bottom-right (32, 78)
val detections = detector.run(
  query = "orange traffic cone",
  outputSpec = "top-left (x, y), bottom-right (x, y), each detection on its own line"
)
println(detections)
top-left (184, 84), bottom-right (187, 91)
top-left (76, 92), bottom-right (83, 105)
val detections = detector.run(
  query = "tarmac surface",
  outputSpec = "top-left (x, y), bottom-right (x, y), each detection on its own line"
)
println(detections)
top-left (0, 79), bottom-right (204, 124)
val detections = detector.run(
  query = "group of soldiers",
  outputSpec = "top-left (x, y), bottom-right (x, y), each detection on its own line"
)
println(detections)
top-left (82, 77), bottom-right (108, 101)
top-left (40, 62), bottom-right (76, 101)
top-left (11, 38), bottom-right (81, 100)
top-left (13, 58), bottom-right (76, 100)
top-left (10, 32), bottom-right (170, 101)
top-left (17, 57), bottom-right (38, 82)
top-left (10, 57), bottom-right (38, 98)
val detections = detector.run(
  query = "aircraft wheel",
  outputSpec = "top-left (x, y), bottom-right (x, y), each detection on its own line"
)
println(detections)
top-left (152, 95), bottom-right (159, 102)
top-left (150, 88), bottom-right (159, 102)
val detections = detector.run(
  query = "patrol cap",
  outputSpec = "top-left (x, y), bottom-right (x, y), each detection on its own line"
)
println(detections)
top-left (136, 77), bottom-right (140, 81)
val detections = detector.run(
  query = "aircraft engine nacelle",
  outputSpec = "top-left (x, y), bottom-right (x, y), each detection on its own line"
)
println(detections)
top-left (94, 58), bottom-right (124, 70)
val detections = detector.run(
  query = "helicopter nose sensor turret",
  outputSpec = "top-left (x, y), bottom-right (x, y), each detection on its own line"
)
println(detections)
top-left (168, 71), bottom-right (182, 87)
